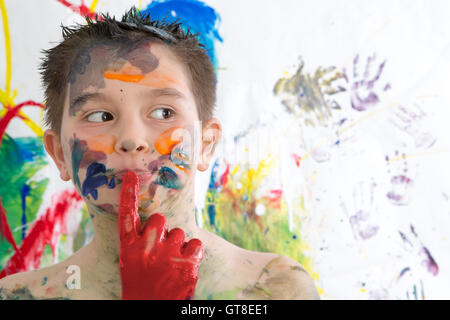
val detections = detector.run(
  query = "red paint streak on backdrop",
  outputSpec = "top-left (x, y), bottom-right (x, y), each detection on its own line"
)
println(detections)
top-left (291, 153), bottom-right (302, 167)
top-left (0, 100), bottom-right (44, 146)
top-left (56, 0), bottom-right (97, 19)
top-left (0, 198), bottom-right (21, 254)
top-left (0, 189), bottom-right (83, 279)
top-left (217, 163), bottom-right (230, 187)
top-left (264, 189), bottom-right (283, 209)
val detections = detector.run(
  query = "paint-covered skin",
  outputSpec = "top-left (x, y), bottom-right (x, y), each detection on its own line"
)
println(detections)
top-left (59, 41), bottom-right (200, 219)
top-left (81, 162), bottom-right (116, 200)
top-left (118, 172), bottom-right (204, 300)
top-left (0, 286), bottom-right (70, 300)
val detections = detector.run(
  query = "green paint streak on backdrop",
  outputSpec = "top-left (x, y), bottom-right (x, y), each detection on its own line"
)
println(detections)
top-left (0, 135), bottom-right (49, 268)
top-left (202, 162), bottom-right (310, 268)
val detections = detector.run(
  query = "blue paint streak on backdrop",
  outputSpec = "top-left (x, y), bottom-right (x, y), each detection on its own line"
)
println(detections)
top-left (208, 160), bottom-right (220, 190)
top-left (141, 0), bottom-right (223, 69)
top-left (15, 137), bottom-right (46, 162)
top-left (20, 184), bottom-right (31, 240)
top-left (207, 204), bottom-right (216, 226)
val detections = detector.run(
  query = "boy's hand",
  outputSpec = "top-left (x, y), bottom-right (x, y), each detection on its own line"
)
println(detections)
top-left (118, 171), bottom-right (204, 300)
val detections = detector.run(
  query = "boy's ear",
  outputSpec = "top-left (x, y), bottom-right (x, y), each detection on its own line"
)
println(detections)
top-left (197, 118), bottom-right (221, 172)
top-left (43, 130), bottom-right (71, 181)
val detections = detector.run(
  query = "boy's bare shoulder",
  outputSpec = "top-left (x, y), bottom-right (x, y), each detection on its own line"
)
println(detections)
top-left (0, 264), bottom-right (71, 300)
top-left (201, 232), bottom-right (319, 300)
top-left (235, 249), bottom-right (320, 300)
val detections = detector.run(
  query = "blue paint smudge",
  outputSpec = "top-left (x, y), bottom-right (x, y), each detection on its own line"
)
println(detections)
top-left (81, 162), bottom-right (115, 200)
top-left (108, 177), bottom-right (116, 189)
top-left (155, 166), bottom-right (182, 190)
top-left (20, 184), bottom-right (31, 240)
top-left (141, 0), bottom-right (223, 69)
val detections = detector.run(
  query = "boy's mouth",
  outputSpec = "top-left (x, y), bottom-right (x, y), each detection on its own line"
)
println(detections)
top-left (113, 169), bottom-right (153, 186)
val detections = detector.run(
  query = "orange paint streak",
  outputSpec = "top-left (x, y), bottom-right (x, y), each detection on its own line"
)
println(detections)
top-left (86, 134), bottom-right (116, 155)
top-left (103, 63), bottom-right (184, 90)
top-left (138, 192), bottom-right (151, 201)
top-left (154, 127), bottom-right (183, 156)
top-left (174, 163), bottom-right (189, 172)
top-left (104, 72), bottom-right (144, 83)
top-left (139, 69), bottom-right (182, 89)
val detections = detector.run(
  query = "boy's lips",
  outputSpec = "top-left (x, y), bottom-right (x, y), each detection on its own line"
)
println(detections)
top-left (114, 169), bottom-right (153, 185)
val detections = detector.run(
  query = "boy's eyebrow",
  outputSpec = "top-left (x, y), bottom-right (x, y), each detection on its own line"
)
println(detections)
top-left (70, 92), bottom-right (107, 115)
top-left (141, 88), bottom-right (187, 100)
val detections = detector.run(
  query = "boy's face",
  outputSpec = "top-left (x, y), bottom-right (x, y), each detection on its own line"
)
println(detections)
top-left (44, 41), bottom-right (219, 217)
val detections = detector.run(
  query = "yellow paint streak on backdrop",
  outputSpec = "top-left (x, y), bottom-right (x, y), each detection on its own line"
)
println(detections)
top-left (89, 0), bottom-right (99, 12)
top-left (0, 0), bottom-right (13, 104)
top-left (0, 0), bottom-right (43, 137)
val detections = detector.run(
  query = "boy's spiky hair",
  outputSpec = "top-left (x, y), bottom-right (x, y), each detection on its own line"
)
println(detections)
top-left (40, 7), bottom-right (216, 134)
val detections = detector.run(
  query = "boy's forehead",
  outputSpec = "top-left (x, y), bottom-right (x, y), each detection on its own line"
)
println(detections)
top-left (67, 41), bottom-right (161, 116)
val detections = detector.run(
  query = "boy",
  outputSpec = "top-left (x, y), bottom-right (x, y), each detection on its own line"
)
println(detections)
top-left (0, 8), bottom-right (319, 300)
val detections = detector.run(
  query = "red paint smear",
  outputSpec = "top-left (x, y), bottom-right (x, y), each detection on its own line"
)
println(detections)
top-left (264, 189), bottom-right (283, 209)
top-left (291, 153), bottom-right (302, 167)
top-left (0, 189), bottom-right (83, 279)
top-left (216, 163), bottom-right (230, 187)
top-left (0, 197), bottom-right (21, 254)
top-left (119, 172), bottom-right (204, 300)
top-left (56, 0), bottom-right (97, 19)
top-left (0, 100), bottom-right (44, 146)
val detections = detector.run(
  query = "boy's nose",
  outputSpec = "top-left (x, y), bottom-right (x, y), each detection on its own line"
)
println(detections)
top-left (114, 115), bottom-right (151, 155)
top-left (115, 134), bottom-right (150, 154)
top-left (117, 139), bottom-right (149, 153)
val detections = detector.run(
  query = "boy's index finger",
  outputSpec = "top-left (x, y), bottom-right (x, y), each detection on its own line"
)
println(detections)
top-left (118, 171), bottom-right (141, 246)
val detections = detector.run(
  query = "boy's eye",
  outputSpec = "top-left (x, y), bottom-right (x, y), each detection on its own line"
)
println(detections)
top-left (151, 108), bottom-right (174, 120)
top-left (86, 111), bottom-right (114, 122)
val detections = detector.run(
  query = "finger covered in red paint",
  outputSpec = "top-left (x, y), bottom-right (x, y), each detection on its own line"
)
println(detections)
top-left (118, 171), bottom-right (141, 246)
top-left (142, 213), bottom-right (168, 256)
top-left (182, 238), bottom-right (204, 261)
top-left (166, 227), bottom-right (186, 249)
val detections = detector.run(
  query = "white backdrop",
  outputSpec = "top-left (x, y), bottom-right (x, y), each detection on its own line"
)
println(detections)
top-left (1, 0), bottom-right (449, 299)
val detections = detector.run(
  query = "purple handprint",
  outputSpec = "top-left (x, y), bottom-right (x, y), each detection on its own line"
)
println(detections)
top-left (344, 54), bottom-right (390, 111)
top-left (341, 181), bottom-right (380, 241)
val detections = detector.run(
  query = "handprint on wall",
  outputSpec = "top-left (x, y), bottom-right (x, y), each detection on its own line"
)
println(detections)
top-left (341, 180), bottom-right (380, 241)
top-left (385, 151), bottom-right (414, 206)
top-left (396, 224), bottom-right (439, 282)
top-left (343, 54), bottom-right (390, 112)
top-left (274, 58), bottom-right (345, 127)
top-left (389, 104), bottom-right (436, 149)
